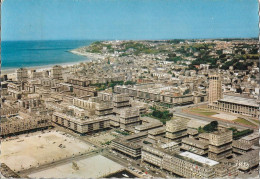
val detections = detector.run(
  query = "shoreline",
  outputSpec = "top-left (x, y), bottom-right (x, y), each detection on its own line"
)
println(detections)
top-left (1, 50), bottom-right (103, 76)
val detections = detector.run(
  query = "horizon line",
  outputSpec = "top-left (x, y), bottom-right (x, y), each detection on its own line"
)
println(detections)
top-left (1, 36), bottom-right (259, 42)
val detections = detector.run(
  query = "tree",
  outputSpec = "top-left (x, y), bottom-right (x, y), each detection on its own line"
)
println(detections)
top-left (183, 89), bottom-right (190, 95)
top-left (203, 121), bottom-right (218, 132)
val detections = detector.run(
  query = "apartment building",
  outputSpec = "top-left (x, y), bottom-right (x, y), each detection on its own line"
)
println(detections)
top-left (165, 116), bottom-right (190, 142)
top-left (142, 145), bottom-right (219, 178)
top-left (181, 137), bottom-right (209, 156)
top-left (232, 139), bottom-right (253, 155)
top-left (118, 107), bottom-right (141, 129)
top-left (135, 121), bottom-right (163, 133)
top-left (111, 139), bottom-right (142, 159)
top-left (1, 113), bottom-right (52, 136)
top-left (233, 149), bottom-right (259, 172)
top-left (148, 126), bottom-right (166, 140)
top-left (52, 112), bottom-right (110, 134)
top-left (208, 129), bottom-right (233, 161)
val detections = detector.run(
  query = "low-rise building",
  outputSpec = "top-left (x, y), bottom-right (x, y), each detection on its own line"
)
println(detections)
top-left (148, 126), bottom-right (166, 140)
top-left (208, 129), bottom-right (233, 161)
top-left (208, 95), bottom-right (260, 119)
top-left (165, 116), bottom-right (190, 142)
top-left (52, 112), bottom-right (110, 134)
top-left (1, 113), bottom-right (52, 136)
top-left (135, 121), bottom-right (163, 133)
top-left (111, 139), bottom-right (142, 159)
top-left (181, 137), bottom-right (209, 156)
top-left (118, 107), bottom-right (141, 129)
top-left (142, 145), bottom-right (221, 178)
top-left (240, 131), bottom-right (259, 146)
top-left (233, 149), bottom-right (259, 172)
top-left (232, 139), bottom-right (253, 155)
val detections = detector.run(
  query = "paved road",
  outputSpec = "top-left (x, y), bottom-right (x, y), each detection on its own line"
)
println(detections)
top-left (102, 150), bottom-right (164, 178)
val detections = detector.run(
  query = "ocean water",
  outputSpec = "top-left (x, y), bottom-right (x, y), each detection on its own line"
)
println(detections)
top-left (1, 40), bottom-right (95, 70)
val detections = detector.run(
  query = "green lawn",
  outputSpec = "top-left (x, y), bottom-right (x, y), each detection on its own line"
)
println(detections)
top-left (252, 119), bottom-right (260, 124)
top-left (189, 108), bottom-right (218, 116)
top-left (234, 118), bottom-right (258, 127)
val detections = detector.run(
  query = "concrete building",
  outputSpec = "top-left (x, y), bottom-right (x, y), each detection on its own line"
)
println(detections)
top-left (214, 161), bottom-right (238, 177)
top-left (187, 128), bottom-right (199, 138)
top-left (111, 139), bottom-right (142, 159)
top-left (134, 121), bottom-right (163, 133)
top-left (232, 139), bottom-right (253, 155)
top-left (233, 149), bottom-right (259, 172)
top-left (198, 133), bottom-right (210, 143)
top-left (208, 74), bottom-right (222, 104)
top-left (148, 126), bottom-right (166, 140)
top-left (141, 145), bottom-right (167, 169)
top-left (118, 107), bottom-right (141, 129)
top-left (16, 68), bottom-right (28, 82)
top-left (240, 131), bottom-right (259, 146)
top-left (160, 141), bottom-right (180, 153)
top-left (141, 145), bottom-right (221, 178)
top-left (0, 105), bottom-right (19, 117)
top-left (114, 84), bottom-right (194, 107)
top-left (208, 95), bottom-right (260, 119)
top-left (181, 137), bottom-right (209, 156)
top-left (165, 116), bottom-right (190, 142)
top-left (7, 82), bottom-right (22, 99)
top-left (51, 65), bottom-right (63, 80)
top-left (72, 85), bottom-right (97, 97)
top-left (1, 113), bottom-right (52, 136)
top-left (52, 112), bottom-right (110, 134)
top-left (123, 131), bottom-right (148, 143)
top-left (72, 97), bottom-right (113, 116)
top-left (208, 129), bottom-right (233, 161)
top-left (113, 94), bottom-right (130, 108)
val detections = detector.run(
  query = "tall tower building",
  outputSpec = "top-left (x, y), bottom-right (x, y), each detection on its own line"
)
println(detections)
top-left (208, 74), bottom-right (222, 104)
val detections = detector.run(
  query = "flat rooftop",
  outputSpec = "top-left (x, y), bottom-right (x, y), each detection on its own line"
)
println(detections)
top-left (161, 141), bottom-right (179, 149)
top-left (180, 151), bottom-right (219, 167)
top-left (219, 95), bottom-right (259, 107)
top-left (182, 137), bottom-right (208, 148)
top-left (241, 131), bottom-right (259, 141)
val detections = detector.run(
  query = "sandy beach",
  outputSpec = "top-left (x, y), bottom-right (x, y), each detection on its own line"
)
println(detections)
top-left (1, 50), bottom-right (102, 76)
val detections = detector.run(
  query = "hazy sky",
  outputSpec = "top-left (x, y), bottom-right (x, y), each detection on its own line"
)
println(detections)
top-left (1, 0), bottom-right (259, 41)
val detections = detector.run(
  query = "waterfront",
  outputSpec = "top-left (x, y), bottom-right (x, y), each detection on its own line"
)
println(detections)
top-left (1, 40), bottom-right (95, 72)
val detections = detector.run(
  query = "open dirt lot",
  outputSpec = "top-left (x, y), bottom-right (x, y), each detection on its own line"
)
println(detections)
top-left (211, 113), bottom-right (238, 121)
top-left (28, 155), bottom-right (124, 178)
top-left (87, 130), bottom-right (118, 145)
top-left (0, 130), bottom-right (95, 171)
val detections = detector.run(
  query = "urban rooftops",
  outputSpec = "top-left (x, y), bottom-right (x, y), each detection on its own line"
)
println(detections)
top-left (219, 95), bottom-right (258, 107)
top-left (179, 151), bottom-right (219, 167)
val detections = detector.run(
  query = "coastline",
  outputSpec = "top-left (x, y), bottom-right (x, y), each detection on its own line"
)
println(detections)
top-left (70, 50), bottom-right (105, 59)
top-left (1, 50), bottom-right (103, 76)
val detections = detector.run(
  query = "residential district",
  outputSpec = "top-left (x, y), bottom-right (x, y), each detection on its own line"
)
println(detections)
top-left (0, 39), bottom-right (259, 178)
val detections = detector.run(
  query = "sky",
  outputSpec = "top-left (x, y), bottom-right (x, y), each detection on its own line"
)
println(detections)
top-left (1, 0), bottom-right (259, 41)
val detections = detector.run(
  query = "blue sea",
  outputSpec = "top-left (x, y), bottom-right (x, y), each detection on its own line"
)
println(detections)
top-left (1, 40), bottom-right (95, 71)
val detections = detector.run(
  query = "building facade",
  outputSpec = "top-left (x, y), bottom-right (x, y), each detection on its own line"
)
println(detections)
top-left (208, 74), bottom-right (222, 104)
